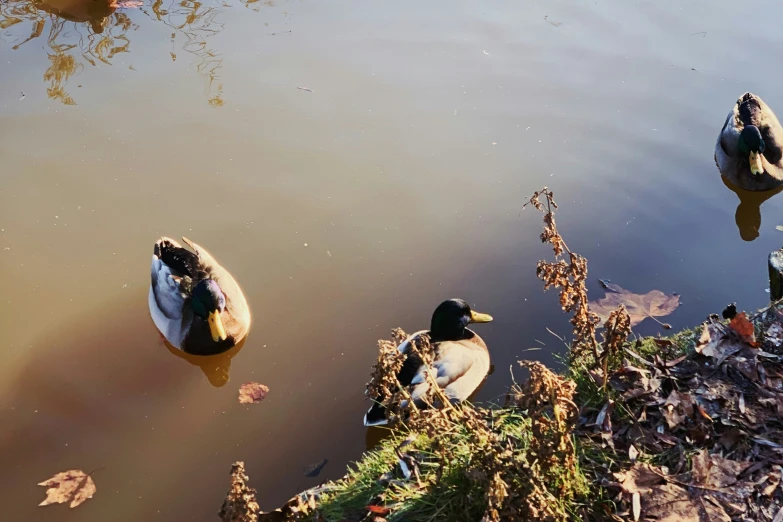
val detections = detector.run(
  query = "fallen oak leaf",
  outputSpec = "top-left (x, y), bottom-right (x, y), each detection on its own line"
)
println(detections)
top-left (691, 450), bottom-right (752, 488)
top-left (728, 312), bottom-right (758, 346)
top-left (38, 469), bottom-right (96, 508)
top-left (238, 382), bottom-right (269, 404)
top-left (590, 280), bottom-right (680, 329)
top-left (695, 322), bottom-right (743, 361)
top-left (613, 463), bottom-right (663, 494)
top-left (644, 482), bottom-right (731, 522)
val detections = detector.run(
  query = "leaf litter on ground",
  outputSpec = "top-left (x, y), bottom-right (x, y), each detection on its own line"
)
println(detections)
top-left (598, 303), bottom-right (783, 521)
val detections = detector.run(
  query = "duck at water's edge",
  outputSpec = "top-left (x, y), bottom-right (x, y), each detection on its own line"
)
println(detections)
top-left (364, 298), bottom-right (493, 427)
top-left (149, 237), bottom-right (251, 355)
top-left (716, 92), bottom-right (783, 191)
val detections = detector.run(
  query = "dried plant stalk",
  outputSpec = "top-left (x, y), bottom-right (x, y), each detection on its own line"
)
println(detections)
top-left (524, 188), bottom-right (602, 362)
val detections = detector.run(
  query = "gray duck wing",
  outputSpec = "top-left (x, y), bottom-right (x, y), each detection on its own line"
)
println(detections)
top-left (151, 237), bottom-right (200, 320)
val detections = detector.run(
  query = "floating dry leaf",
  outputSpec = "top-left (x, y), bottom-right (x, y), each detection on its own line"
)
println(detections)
top-left (38, 469), bottom-right (96, 508)
top-left (589, 281), bottom-right (680, 328)
top-left (238, 383), bottom-right (269, 404)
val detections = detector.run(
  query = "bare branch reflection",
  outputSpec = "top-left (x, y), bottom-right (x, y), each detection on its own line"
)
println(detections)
top-left (0, 0), bottom-right (268, 106)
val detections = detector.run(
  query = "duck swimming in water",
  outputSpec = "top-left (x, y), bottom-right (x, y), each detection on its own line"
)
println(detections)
top-left (716, 92), bottom-right (783, 191)
top-left (148, 237), bottom-right (250, 355)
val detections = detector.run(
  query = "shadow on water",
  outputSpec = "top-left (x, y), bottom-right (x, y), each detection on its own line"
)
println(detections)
top-left (0, 0), bottom-right (271, 106)
top-left (164, 337), bottom-right (246, 388)
top-left (721, 175), bottom-right (783, 241)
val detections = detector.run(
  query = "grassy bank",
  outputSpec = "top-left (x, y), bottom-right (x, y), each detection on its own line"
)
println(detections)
top-left (220, 189), bottom-right (783, 522)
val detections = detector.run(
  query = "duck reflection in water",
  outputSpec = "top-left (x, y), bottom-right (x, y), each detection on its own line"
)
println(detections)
top-left (164, 338), bottom-right (246, 388)
top-left (35, 0), bottom-right (128, 33)
top-left (721, 176), bottom-right (783, 241)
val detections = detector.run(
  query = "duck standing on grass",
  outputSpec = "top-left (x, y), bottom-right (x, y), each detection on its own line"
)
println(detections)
top-left (716, 92), bottom-right (783, 191)
top-left (364, 298), bottom-right (493, 427)
top-left (148, 237), bottom-right (251, 355)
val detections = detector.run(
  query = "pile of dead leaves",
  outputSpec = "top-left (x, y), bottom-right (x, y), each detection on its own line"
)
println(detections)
top-left (584, 306), bottom-right (783, 521)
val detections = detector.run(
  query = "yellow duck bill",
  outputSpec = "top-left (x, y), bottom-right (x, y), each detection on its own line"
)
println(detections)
top-left (208, 310), bottom-right (228, 342)
top-left (469, 310), bottom-right (493, 323)
top-left (750, 151), bottom-right (764, 175)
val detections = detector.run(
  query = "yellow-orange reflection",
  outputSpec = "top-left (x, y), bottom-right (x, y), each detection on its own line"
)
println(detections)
top-left (164, 336), bottom-right (246, 387)
top-left (721, 175), bottom-right (783, 242)
top-left (0, 0), bottom-right (271, 106)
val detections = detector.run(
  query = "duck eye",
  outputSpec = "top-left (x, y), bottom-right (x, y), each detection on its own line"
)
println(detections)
top-left (759, 141), bottom-right (766, 153)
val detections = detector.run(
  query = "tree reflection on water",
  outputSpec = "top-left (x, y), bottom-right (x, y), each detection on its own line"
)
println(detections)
top-left (0, 0), bottom-right (267, 106)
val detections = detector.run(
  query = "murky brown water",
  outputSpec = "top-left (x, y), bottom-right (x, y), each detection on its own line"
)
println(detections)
top-left (3, 0), bottom-right (783, 519)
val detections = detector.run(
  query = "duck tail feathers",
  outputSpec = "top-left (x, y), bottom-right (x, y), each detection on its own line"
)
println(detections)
top-left (363, 402), bottom-right (388, 427)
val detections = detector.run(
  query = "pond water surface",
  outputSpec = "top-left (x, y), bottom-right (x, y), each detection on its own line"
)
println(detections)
top-left (2, 0), bottom-right (783, 520)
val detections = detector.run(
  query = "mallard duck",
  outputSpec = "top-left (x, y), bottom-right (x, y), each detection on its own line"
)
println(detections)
top-left (716, 92), bottom-right (783, 191)
top-left (148, 237), bottom-right (251, 355)
top-left (364, 298), bottom-right (493, 427)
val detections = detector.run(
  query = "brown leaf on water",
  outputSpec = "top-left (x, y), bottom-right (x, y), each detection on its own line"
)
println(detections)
top-left (238, 382), bottom-right (269, 404)
top-left (589, 281), bottom-right (680, 328)
top-left (38, 469), bottom-right (96, 508)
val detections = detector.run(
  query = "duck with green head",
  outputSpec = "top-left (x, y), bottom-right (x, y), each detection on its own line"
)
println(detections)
top-left (364, 298), bottom-right (493, 427)
top-left (716, 92), bottom-right (783, 191)
top-left (148, 237), bottom-right (251, 355)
